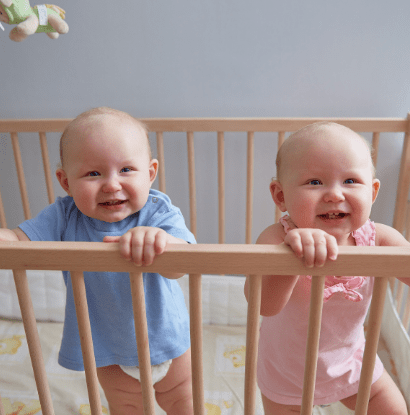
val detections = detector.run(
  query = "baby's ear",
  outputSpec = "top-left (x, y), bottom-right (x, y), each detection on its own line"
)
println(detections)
top-left (149, 159), bottom-right (159, 184)
top-left (56, 168), bottom-right (71, 195)
top-left (270, 180), bottom-right (287, 212)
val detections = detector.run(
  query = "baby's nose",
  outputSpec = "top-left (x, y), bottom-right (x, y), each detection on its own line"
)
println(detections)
top-left (324, 186), bottom-right (345, 202)
top-left (102, 176), bottom-right (122, 192)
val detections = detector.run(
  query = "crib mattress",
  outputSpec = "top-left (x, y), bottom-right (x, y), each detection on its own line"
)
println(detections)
top-left (0, 318), bottom-right (402, 415)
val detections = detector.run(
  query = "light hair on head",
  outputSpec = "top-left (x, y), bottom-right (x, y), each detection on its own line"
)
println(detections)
top-left (275, 122), bottom-right (376, 181)
top-left (59, 107), bottom-right (152, 167)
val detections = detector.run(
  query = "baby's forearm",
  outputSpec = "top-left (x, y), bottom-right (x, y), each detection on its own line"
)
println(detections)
top-left (244, 274), bottom-right (299, 317)
top-left (0, 228), bottom-right (28, 241)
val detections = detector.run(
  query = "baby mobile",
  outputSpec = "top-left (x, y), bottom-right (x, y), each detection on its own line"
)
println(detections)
top-left (0, 0), bottom-right (68, 41)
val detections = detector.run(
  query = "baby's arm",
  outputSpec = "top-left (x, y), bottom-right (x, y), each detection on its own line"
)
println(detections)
top-left (375, 223), bottom-right (410, 286)
top-left (244, 224), bottom-right (338, 317)
top-left (103, 226), bottom-right (188, 279)
top-left (0, 228), bottom-right (30, 242)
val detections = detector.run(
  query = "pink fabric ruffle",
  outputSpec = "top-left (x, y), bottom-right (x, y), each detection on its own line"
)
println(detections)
top-left (279, 215), bottom-right (375, 303)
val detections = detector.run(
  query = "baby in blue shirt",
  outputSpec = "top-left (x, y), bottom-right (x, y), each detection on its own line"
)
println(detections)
top-left (0, 107), bottom-right (195, 415)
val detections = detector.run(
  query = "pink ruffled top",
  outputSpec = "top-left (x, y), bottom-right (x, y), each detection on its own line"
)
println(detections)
top-left (280, 215), bottom-right (376, 303)
top-left (257, 216), bottom-right (383, 405)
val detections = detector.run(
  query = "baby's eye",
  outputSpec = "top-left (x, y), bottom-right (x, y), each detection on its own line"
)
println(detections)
top-left (87, 171), bottom-right (100, 177)
top-left (308, 179), bottom-right (322, 185)
top-left (344, 179), bottom-right (356, 184)
top-left (120, 167), bottom-right (133, 173)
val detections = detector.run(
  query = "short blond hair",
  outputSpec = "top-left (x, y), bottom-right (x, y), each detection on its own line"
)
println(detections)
top-left (60, 107), bottom-right (152, 167)
top-left (275, 122), bottom-right (376, 180)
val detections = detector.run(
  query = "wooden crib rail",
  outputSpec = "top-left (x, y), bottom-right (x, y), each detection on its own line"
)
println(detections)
top-left (1, 116), bottom-right (410, 241)
top-left (0, 242), bottom-right (410, 415)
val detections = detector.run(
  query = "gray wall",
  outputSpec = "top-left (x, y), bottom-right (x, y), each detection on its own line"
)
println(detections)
top-left (1, 0), bottom-right (410, 243)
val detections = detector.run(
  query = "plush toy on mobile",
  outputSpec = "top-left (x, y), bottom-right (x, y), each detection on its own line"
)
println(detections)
top-left (0, 0), bottom-right (68, 41)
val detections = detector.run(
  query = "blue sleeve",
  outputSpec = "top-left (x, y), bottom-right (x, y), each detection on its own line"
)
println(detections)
top-left (141, 192), bottom-right (196, 244)
top-left (18, 196), bottom-right (71, 242)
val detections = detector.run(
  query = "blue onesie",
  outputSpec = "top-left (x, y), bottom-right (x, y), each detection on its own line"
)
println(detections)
top-left (19, 189), bottom-right (196, 371)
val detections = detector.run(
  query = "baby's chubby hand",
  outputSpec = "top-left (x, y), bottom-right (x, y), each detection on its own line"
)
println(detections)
top-left (103, 226), bottom-right (169, 266)
top-left (284, 228), bottom-right (338, 268)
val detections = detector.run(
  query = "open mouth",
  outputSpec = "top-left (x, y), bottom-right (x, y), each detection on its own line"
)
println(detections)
top-left (319, 212), bottom-right (348, 219)
top-left (99, 200), bottom-right (126, 206)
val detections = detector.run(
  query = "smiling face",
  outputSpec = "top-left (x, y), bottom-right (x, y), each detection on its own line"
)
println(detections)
top-left (271, 123), bottom-right (380, 244)
top-left (56, 114), bottom-right (158, 223)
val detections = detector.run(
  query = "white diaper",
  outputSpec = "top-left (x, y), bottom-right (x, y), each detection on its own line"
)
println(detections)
top-left (120, 359), bottom-right (172, 384)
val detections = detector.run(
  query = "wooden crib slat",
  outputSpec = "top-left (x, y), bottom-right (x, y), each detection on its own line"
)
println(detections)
top-left (275, 132), bottom-right (286, 224)
top-left (0, 392), bottom-right (5, 415)
top-left (355, 277), bottom-right (388, 415)
top-left (189, 274), bottom-right (205, 415)
top-left (129, 272), bottom-right (156, 415)
top-left (244, 274), bottom-right (262, 415)
top-left (10, 132), bottom-right (31, 220)
top-left (246, 132), bottom-right (254, 244)
top-left (39, 132), bottom-right (55, 204)
top-left (0, 188), bottom-right (7, 228)
top-left (70, 271), bottom-right (103, 415)
top-left (403, 291), bottom-right (410, 330)
top-left (300, 276), bottom-right (325, 415)
top-left (393, 113), bottom-right (410, 232)
top-left (395, 280), bottom-right (405, 313)
top-left (13, 269), bottom-right (55, 415)
top-left (187, 132), bottom-right (197, 238)
top-left (218, 132), bottom-right (225, 244)
top-left (156, 132), bottom-right (166, 193)
top-left (371, 132), bottom-right (380, 169)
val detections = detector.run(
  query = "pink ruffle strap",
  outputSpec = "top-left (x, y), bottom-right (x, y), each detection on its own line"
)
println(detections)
top-left (279, 216), bottom-right (375, 303)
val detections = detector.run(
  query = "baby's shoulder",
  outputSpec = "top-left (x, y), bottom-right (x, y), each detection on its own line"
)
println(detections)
top-left (256, 222), bottom-right (286, 245)
top-left (374, 222), bottom-right (409, 247)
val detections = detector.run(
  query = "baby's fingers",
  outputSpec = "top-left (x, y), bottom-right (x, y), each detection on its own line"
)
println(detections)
top-left (103, 235), bottom-right (121, 243)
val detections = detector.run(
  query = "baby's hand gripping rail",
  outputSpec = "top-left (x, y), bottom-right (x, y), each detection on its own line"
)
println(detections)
top-left (0, 241), bottom-right (409, 415)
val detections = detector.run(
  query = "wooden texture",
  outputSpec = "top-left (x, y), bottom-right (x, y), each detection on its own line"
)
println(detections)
top-left (0, 188), bottom-right (7, 228)
top-left (13, 270), bottom-right (55, 415)
top-left (10, 132), bottom-right (31, 220)
top-left (218, 132), bottom-right (225, 244)
top-left (39, 132), bottom-right (55, 204)
top-left (70, 271), bottom-right (103, 415)
top-left (1, 242), bottom-right (410, 278)
top-left (187, 132), bottom-right (197, 238)
top-left (300, 276), bottom-right (325, 415)
top-left (246, 132), bottom-right (254, 244)
top-left (156, 132), bottom-right (166, 193)
top-left (355, 277), bottom-right (388, 414)
top-left (129, 272), bottom-right (156, 415)
top-left (244, 274), bottom-right (262, 415)
top-left (189, 274), bottom-right (205, 415)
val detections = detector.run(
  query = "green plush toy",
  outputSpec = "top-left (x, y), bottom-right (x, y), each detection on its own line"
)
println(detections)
top-left (0, 0), bottom-right (68, 41)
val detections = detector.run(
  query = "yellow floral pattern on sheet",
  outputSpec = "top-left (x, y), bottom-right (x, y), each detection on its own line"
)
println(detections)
top-left (223, 346), bottom-right (246, 368)
top-left (0, 335), bottom-right (25, 355)
top-left (79, 404), bottom-right (108, 415)
top-left (1, 398), bottom-right (41, 415)
top-left (205, 401), bottom-right (234, 414)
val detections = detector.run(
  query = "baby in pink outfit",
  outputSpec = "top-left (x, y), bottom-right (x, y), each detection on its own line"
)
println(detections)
top-left (245, 122), bottom-right (410, 414)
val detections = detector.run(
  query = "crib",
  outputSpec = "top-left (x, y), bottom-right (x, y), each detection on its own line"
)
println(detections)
top-left (0, 117), bottom-right (410, 415)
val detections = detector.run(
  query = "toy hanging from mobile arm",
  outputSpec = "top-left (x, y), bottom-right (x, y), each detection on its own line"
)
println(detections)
top-left (0, 0), bottom-right (68, 41)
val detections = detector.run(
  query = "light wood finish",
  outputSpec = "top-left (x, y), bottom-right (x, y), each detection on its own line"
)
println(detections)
top-left (275, 131), bottom-right (286, 224)
top-left (0, 392), bottom-right (5, 415)
top-left (246, 132), bottom-right (254, 244)
top-left (300, 276), bottom-right (325, 415)
top-left (1, 242), bottom-right (410, 277)
top-left (393, 113), bottom-right (410, 232)
top-left (371, 132), bottom-right (380, 169)
top-left (129, 272), bottom-right (156, 415)
top-left (39, 132), bottom-right (55, 204)
top-left (1, 117), bottom-right (410, 134)
top-left (189, 274), bottom-right (205, 415)
top-left (187, 132), bottom-right (197, 238)
top-left (10, 132), bottom-right (31, 220)
top-left (217, 132), bottom-right (225, 244)
top-left (355, 277), bottom-right (388, 414)
top-left (244, 274), bottom-right (262, 415)
top-left (156, 132), bottom-right (166, 193)
top-left (70, 271), bottom-right (103, 415)
top-left (403, 292), bottom-right (410, 330)
top-left (0, 188), bottom-right (7, 228)
top-left (13, 269), bottom-right (55, 415)
top-left (395, 281), bottom-right (405, 312)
